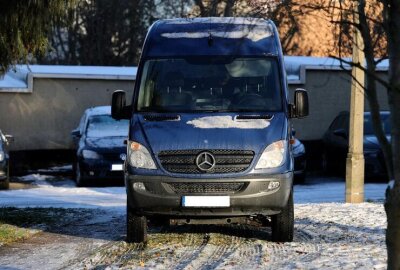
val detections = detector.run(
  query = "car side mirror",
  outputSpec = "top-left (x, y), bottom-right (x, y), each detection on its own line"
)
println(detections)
top-left (4, 135), bottom-right (14, 144)
top-left (333, 128), bottom-right (348, 139)
top-left (112, 90), bottom-right (131, 120)
top-left (71, 129), bottom-right (81, 138)
top-left (293, 88), bottom-right (309, 118)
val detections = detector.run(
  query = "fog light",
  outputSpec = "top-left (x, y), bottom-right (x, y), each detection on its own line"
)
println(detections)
top-left (0, 171), bottom-right (4, 176)
top-left (268, 181), bottom-right (280, 190)
top-left (133, 182), bottom-right (146, 191)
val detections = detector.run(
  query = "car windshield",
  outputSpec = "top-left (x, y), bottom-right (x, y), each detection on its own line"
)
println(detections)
top-left (86, 115), bottom-right (129, 138)
top-left (136, 57), bottom-right (282, 112)
top-left (364, 113), bottom-right (391, 135)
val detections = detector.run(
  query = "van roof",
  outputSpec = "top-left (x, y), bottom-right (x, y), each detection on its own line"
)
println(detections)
top-left (144, 17), bottom-right (279, 57)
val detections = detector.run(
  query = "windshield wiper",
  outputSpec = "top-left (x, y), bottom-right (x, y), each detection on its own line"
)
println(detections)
top-left (144, 114), bottom-right (180, 121)
top-left (236, 114), bottom-right (273, 120)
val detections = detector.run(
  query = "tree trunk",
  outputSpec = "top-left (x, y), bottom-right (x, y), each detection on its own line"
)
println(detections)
top-left (357, 0), bottom-right (394, 179)
top-left (384, 0), bottom-right (400, 268)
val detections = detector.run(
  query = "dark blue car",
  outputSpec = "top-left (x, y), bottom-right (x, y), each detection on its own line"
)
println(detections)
top-left (0, 130), bottom-right (13, 190)
top-left (111, 18), bottom-right (309, 243)
top-left (322, 111), bottom-right (390, 179)
top-left (71, 106), bottom-right (129, 187)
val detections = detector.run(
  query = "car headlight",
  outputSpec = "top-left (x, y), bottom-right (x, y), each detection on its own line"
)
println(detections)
top-left (255, 140), bottom-right (287, 169)
top-left (128, 141), bottom-right (156, 169)
top-left (0, 151), bottom-right (4, 162)
top-left (82, 150), bottom-right (101, 159)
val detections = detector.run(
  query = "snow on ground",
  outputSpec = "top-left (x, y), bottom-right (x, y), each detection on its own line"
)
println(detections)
top-left (0, 173), bottom-right (389, 269)
top-left (2, 174), bottom-right (125, 210)
top-left (70, 202), bottom-right (386, 270)
top-left (0, 174), bottom-right (387, 210)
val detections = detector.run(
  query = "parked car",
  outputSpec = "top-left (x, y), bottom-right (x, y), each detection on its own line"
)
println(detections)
top-left (322, 111), bottom-right (390, 179)
top-left (111, 17), bottom-right (309, 243)
top-left (0, 130), bottom-right (13, 190)
top-left (293, 138), bottom-right (306, 183)
top-left (71, 106), bottom-right (129, 187)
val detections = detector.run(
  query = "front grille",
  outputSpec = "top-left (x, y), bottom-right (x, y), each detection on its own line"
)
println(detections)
top-left (158, 149), bottom-right (254, 174)
top-left (166, 182), bottom-right (245, 194)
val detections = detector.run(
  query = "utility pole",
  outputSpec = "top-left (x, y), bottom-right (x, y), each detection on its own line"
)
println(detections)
top-left (346, 0), bottom-right (365, 203)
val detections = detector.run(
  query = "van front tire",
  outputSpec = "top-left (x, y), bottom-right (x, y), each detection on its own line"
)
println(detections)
top-left (271, 190), bottom-right (294, 242)
top-left (127, 204), bottom-right (147, 243)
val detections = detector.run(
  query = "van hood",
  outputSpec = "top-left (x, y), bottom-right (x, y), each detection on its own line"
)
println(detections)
top-left (134, 113), bottom-right (286, 155)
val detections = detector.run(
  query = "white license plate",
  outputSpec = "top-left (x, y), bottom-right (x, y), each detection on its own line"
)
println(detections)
top-left (111, 164), bottom-right (123, 171)
top-left (182, 196), bottom-right (230, 207)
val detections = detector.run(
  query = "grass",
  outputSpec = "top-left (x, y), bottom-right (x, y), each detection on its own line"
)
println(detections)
top-left (0, 207), bottom-right (83, 246)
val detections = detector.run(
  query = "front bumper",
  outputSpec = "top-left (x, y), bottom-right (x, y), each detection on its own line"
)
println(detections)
top-left (126, 172), bottom-right (292, 217)
top-left (79, 159), bottom-right (124, 180)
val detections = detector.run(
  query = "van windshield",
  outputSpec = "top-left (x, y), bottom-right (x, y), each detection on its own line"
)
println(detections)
top-left (136, 57), bottom-right (282, 112)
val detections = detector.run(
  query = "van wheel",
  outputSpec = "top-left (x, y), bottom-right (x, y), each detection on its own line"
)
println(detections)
top-left (126, 205), bottom-right (147, 243)
top-left (0, 165), bottom-right (10, 190)
top-left (271, 190), bottom-right (294, 242)
top-left (75, 162), bottom-right (86, 187)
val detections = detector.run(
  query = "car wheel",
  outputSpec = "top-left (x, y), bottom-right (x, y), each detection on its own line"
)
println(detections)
top-left (0, 165), bottom-right (9, 190)
top-left (271, 190), bottom-right (294, 242)
top-left (322, 151), bottom-right (331, 175)
top-left (126, 204), bottom-right (147, 243)
top-left (75, 162), bottom-right (87, 187)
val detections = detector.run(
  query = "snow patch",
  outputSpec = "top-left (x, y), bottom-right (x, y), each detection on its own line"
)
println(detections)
top-left (187, 116), bottom-right (270, 129)
top-left (161, 28), bottom-right (272, 42)
top-left (17, 174), bottom-right (54, 186)
top-left (164, 17), bottom-right (268, 26)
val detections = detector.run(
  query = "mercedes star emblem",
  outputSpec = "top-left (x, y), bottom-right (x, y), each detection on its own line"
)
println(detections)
top-left (196, 152), bottom-right (216, 171)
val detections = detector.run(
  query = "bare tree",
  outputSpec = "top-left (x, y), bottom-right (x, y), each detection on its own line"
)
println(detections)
top-left (40, 0), bottom-right (156, 66)
top-left (251, 0), bottom-right (399, 268)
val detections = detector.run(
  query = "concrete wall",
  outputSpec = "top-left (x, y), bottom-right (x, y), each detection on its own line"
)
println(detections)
top-left (289, 69), bottom-right (388, 140)
top-left (0, 78), bottom-right (134, 151)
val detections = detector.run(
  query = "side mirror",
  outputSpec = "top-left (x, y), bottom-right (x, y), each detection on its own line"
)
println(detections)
top-left (294, 89), bottom-right (309, 118)
top-left (71, 129), bottom-right (81, 138)
top-left (4, 135), bottom-right (14, 144)
top-left (333, 128), bottom-right (348, 139)
top-left (112, 90), bottom-right (131, 120)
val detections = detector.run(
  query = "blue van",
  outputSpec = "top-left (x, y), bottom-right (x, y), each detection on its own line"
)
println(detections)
top-left (111, 17), bottom-right (308, 243)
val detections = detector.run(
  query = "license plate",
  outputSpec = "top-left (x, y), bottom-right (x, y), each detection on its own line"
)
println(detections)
top-left (182, 196), bottom-right (230, 207)
top-left (111, 164), bottom-right (123, 171)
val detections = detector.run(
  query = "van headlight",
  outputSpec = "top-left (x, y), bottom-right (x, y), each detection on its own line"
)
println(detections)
top-left (128, 141), bottom-right (156, 169)
top-left (0, 151), bottom-right (4, 162)
top-left (82, 150), bottom-right (101, 159)
top-left (255, 140), bottom-right (287, 169)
